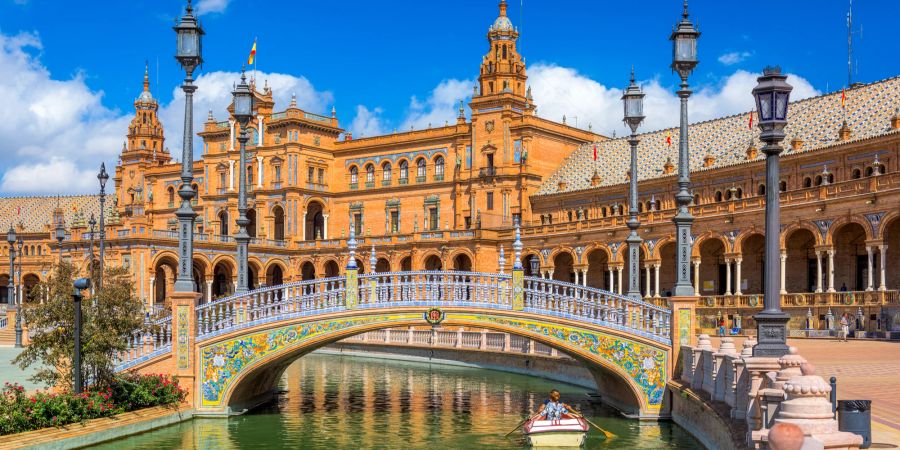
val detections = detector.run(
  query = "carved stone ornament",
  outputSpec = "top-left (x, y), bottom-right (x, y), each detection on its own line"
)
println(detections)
top-left (485, 120), bottom-right (495, 133)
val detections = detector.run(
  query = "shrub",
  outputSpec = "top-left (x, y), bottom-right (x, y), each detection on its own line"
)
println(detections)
top-left (0, 373), bottom-right (186, 436)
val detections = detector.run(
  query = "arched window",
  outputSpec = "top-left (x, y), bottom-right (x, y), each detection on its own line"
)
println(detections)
top-left (758, 184), bottom-right (766, 195)
top-left (399, 160), bottom-right (409, 181)
top-left (382, 162), bottom-right (392, 182)
top-left (218, 210), bottom-right (229, 236)
top-left (637, 202), bottom-right (644, 213)
top-left (349, 166), bottom-right (359, 184)
top-left (725, 189), bottom-right (732, 200)
top-left (714, 191), bottom-right (723, 202)
top-left (803, 177), bottom-right (812, 188)
top-left (416, 158), bottom-right (426, 180)
top-left (365, 164), bottom-right (375, 183)
top-left (434, 156), bottom-right (444, 179)
top-left (736, 187), bottom-right (743, 199)
top-left (779, 180), bottom-right (788, 192)
top-left (851, 168), bottom-right (861, 179)
top-left (654, 199), bottom-right (661, 211)
top-left (167, 187), bottom-right (175, 205)
top-left (814, 175), bottom-right (823, 186)
top-left (692, 194), bottom-right (700, 206)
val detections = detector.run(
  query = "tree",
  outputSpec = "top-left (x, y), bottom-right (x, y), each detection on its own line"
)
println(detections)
top-left (13, 262), bottom-right (144, 391)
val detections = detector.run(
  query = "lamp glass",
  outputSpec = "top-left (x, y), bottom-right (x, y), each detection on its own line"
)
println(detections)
top-left (775, 92), bottom-right (790, 120)
top-left (674, 36), bottom-right (697, 64)
top-left (234, 93), bottom-right (252, 120)
top-left (177, 29), bottom-right (198, 59)
top-left (625, 95), bottom-right (643, 119)
top-left (757, 93), bottom-right (773, 121)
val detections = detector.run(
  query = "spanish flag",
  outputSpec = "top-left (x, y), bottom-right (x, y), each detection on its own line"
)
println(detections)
top-left (592, 145), bottom-right (597, 161)
top-left (840, 89), bottom-right (846, 108)
top-left (748, 111), bottom-right (753, 129)
top-left (247, 40), bottom-right (257, 66)
top-left (666, 130), bottom-right (672, 147)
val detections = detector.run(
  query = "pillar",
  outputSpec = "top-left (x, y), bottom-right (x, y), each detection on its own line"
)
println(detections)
top-left (608, 269), bottom-right (614, 291)
top-left (693, 260), bottom-right (701, 296)
top-left (668, 296), bottom-right (697, 377)
top-left (866, 246), bottom-right (874, 291)
top-left (228, 160), bottom-right (235, 191)
top-left (654, 263), bottom-right (661, 298)
top-left (780, 251), bottom-right (787, 295)
top-left (170, 290), bottom-right (201, 407)
top-left (827, 249), bottom-right (835, 293)
top-left (301, 212), bottom-right (307, 241)
top-left (573, 270), bottom-right (579, 285)
top-left (229, 119), bottom-right (235, 151)
top-left (725, 258), bottom-right (733, 296)
top-left (879, 244), bottom-right (888, 291)
top-left (206, 279), bottom-right (213, 303)
top-left (815, 251), bottom-right (823, 293)
top-left (256, 156), bottom-right (264, 188)
top-left (644, 265), bottom-right (651, 298)
top-left (735, 258), bottom-right (743, 296)
top-left (149, 276), bottom-right (155, 309)
top-left (581, 269), bottom-right (587, 287)
top-left (616, 267), bottom-right (623, 295)
top-left (257, 115), bottom-right (264, 147)
top-left (323, 214), bottom-right (329, 239)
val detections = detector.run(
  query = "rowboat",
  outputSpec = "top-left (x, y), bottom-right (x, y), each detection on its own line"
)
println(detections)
top-left (523, 413), bottom-right (589, 447)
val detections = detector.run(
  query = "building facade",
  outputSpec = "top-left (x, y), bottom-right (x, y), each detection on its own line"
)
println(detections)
top-left (1, 1), bottom-right (899, 338)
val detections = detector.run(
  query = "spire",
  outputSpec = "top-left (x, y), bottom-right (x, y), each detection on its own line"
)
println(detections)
top-left (499, 0), bottom-right (507, 17)
top-left (207, 109), bottom-right (214, 122)
top-left (143, 60), bottom-right (150, 92)
top-left (290, 93), bottom-right (297, 108)
top-left (331, 106), bottom-right (336, 118)
top-left (682, 0), bottom-right (689, 19)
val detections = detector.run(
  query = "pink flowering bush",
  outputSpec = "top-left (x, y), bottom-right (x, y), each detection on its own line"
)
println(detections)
top-left (0, 374), bottom-right (185, 435)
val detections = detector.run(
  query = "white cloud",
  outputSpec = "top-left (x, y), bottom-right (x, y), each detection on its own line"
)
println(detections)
top-left (718, 51), bottom-right (752, 66)
top-left (349, 105), bottom-right (387, 138)
top-left (528, 64), bottom-right (819, 138)
top-left (1, 157), bottom-right (97, 193)
top-left (194, 0), bottom-right (230, 15)
top-left (159, 70), bottom-right (333, 159)
top-left (399, 78), bottom-right (473, 131)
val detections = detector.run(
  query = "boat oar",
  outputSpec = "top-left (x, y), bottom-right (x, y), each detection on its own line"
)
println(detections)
top-left (569, 410), bottom-right (615, 439)
top-left (504, 413), bottom-right (536, 438)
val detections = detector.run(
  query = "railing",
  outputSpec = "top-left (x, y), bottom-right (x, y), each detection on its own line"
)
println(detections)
top-left (0, 316), bottom-right (7, 329)
top-left (342, 328), bottom-right (568, 358)
top-left (479, 167), bottom-right (496, 177)
top-left (114, 316), bottom-right (172, 371)
top-left (523, 277), bottom-right (671, 344)
top-left (697, 290), bottom-right (899, 309)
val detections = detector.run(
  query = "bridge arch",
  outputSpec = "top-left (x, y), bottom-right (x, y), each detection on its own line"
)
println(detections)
top-left (198, 308), bottom-right (666, 418)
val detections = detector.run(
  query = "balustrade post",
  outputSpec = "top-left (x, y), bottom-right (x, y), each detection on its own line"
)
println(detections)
top-left (170, 290), bottom-right (201, 408)
top-left (512, 264), bottom-right (524, 311)
top-left (504, 333), bottom-right (511, 351)
top-left (480, 330), bottom-right (487, 349)
top-left (455, 327), bottom-right (463, 348)
top-left (668, 296), bottom-right (697, 379)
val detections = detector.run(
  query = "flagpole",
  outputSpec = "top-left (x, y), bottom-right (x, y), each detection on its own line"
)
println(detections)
top-left (253, 37), bottom-right (257, 84)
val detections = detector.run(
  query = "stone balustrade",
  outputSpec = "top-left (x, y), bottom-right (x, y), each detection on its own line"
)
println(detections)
top-left (678, 335), bottom-right (864, 449)
top-left (340, 327), bottom-right (568, 358)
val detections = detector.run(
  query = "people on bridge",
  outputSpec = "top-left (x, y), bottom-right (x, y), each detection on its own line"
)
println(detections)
top-left (536, 389), bottom-right (574, 421)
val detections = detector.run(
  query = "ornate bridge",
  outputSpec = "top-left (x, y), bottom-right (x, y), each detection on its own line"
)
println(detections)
top-left (115, 266), bottom-right (690, 418)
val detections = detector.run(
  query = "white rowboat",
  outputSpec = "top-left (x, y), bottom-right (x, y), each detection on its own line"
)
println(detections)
top-left (523, 414), bottom-right (589, 447)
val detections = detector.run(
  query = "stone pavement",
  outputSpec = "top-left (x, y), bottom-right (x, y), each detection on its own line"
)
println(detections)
top-left (0, 347), bottom-right (42, 392)
top-left (712, 336), bottom-right (900, 447)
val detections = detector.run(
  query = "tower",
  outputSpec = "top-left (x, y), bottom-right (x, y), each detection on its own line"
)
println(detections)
top-left (122, 63), bottom-right (169, 165)
top-left (471, 0), bottom-right (529, 111)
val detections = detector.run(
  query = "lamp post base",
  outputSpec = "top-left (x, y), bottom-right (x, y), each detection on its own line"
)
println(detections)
top-left (752, 311), bottom-right (790, 357)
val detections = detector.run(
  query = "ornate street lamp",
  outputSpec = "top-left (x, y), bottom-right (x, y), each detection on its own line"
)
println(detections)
top-left (97, 163), bottom-right (109, 287)
top-left (72, 277), bottom-right (91, 394)
top-left (670, 0), bottom-right (700, 298)
top-left (751, 66), bottom-right (793, 357)
top-left (173, 0), bottom-right (204, 293)
top-left (54, 207), bottom-right (66, 264)
top-left (233, 70), bottom-right (254, 294)
top-left (623, 69), bottom-right (645, 300)
top-left (88, 214), bottom-right (96, 276)
top-left (7, 226), bottom-right (20, 348)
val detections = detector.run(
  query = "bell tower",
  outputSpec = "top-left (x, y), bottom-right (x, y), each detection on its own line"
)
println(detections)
top-left (122, 63), bottom-right (169, 165)
top-left (472, 0), bottom-right (529, 111)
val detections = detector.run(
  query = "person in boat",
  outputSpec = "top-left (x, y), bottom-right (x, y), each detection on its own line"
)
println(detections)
top-left (536, 389), bottom-right (574, 420)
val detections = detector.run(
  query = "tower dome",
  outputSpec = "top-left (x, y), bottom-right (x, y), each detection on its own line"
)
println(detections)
top-left (491, 0), bottom-right (513, 31)
top-left (137, 63), bottom-right (155, 103)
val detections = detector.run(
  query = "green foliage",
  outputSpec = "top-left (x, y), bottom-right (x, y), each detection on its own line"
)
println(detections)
top-left (13, 262), bottom-right (145, 391)
top-left (0, 374), bottom-right (186, 436)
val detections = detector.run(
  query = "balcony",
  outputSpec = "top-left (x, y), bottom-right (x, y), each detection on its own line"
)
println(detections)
top-left (217, 188), bottom-right (227, 195)
top-left (415, 176), bottom-right (426, 183)
top-left (349, 182), bottom-right (358, 190)
top-left (479, 167), bottom-right (496, 178)
top-left (399, 178), bottom-right (408, 185)
top-left (272, 182), bottom-right (282, 189)
top-left (365, 181), bottom-right (375, 188)
top-left (434, 174), bottom-right (444, 182)
top-left (381, 180), bottom-right (391, 187)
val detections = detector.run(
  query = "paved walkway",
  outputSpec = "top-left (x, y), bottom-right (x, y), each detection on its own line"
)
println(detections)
top-left (0, 347), bottom-right (43, 392)
top-left (712, 337), bottom-right (900, 447)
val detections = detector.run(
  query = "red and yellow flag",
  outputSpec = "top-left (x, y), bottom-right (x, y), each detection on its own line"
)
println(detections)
top-left (592, 145), bottom-right (597, 161)
top-left (748, 111), bottom-right (753, 129)
top-left (247, 40), bottom-right (257, 65)
top-left (840, 89), bottom-right (846, 108)
top-left (666, 130), bottom-right (672, 147)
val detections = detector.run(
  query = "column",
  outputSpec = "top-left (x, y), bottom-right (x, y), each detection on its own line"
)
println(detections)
top-left (322, 214), bottom-right (329, 239)
top-left (256, 156), bottom-right (263, 188)
top-left (573, 271), bottom-right (579, 285)
top-left (608, 269), bottom-right (614, 291)
top-left (693, 260), bottom-right (701, 296)
top-left (879, 245), bottom-right (888, 291)
top-left (815, 251), bottom-right (823, 293)
top-left (258, 115), bottom-right (264, 146)
top-left (301, 212), bottom-right (307, 241)
top-left (616, 267), bottom-right (623, 295)
top-left (866, 246), bottom-right (874, 291)
top-left (206, 279), bottom-right (212, 303)
top-left (644, 266), bottom-right (652, 297)
top-left (581, 269), bottom-right (587, 287)
top-left (827, 249), bottom-right (835, 293)
top-left (725, 259), bottom-right (733, 296)
top-left (228, 160), bottom-right (235, 191)
top-left (780, 251), bottom-right (787, 294)
top-left (654, 264), bottom-right (661, 298)
top-left (149, 276), bottom-right (155, 308)
top-left (735, 258), bottom-right (743, 295)
top-left (229, 119), bottom-right (235, 151)
top-left (548, 269), bottom-right (554, 279)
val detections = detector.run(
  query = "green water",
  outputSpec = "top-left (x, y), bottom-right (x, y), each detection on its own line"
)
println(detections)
top-left (90, 354), bottom-right (702, 449)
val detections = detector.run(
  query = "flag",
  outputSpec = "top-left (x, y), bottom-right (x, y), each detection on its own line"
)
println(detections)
top-left (666, 130), bottom-right (672, 147)
top-left (17, 206), bottom-right (20, 216)
top-left (247, 40), bottom-right (257, 65)
top-left (592, 145), bottom-right (597, 161)
top-left (748, 111), bottom-right (753, 129)
top-left (840, 89), bottom-right (846, 108)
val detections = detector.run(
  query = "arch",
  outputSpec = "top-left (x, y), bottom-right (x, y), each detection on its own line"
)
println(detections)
top-left (399, 256), bottom-right (412, 272)
top-left (22, 273), bottom-right (40, 302)
top-left (199, 310), bottom-right (667, 418)
top-left (211, 258), bottom-right (236, 299)
top-left (552, 251), bottom-right (575, 283)
top-left (398, 159), bottom-right (409, 181)
top-left (381, 161), bottom-right (392, 182)
top-left (883, 215), bottom-right (900, 289)
top-left (691, 233), bottom-right (730, 258)
top-left (452, 253), bottom-right (472, 271)
top-left (364, 163), bottom-right (375, 184)
top-left (192, 257), bottom-right (210, 303)
top-left (299, 261), bottom-right (316, 281)
top-left (448, 248), bottom-right (475, 271)
top-left (415, 157), bottom-right (427, 180)
top-left (374, 258), bottom-right (391, 274)
top-left (349, 165), bottom-right (359, 185)
top-left (265, 263), bottom-right (285, 286)
top-left (218, 210), bottom-right (229, 236)
top-left (656, 241), bottom-right (677, 297)
top-left (322, 260), bottom-right (340, 278)
top-left (831, 221), bottom-right (867, 291)
top-left (585, 248), bottom-right (610, 290)
top-left (434, 155), bottom-right (445, 180)
top-left (826, 216), bottom-right (873, 245)
top-left (780, 222), bottom-right (822, 249)
top-left (697, 237), bottom-right (727, 295)
top-left (548, 247), bottom-right (577, 265)
top-left (0, 274), bottom-right (9, 304)
top-left (423, 254), bottom-right (443, 271)
top-left (522, 253), bottom-right (540, 277)
top-left (784, 227), bottom-right (817, 293)
top-left (305, 201), bottom-right (325, 240)
top-left (272, 205), bottom-right (285, 241)
top-left (738, 233), bottom-right (765, 295)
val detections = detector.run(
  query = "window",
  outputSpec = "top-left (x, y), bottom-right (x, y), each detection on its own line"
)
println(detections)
top-left (353, 213), bottom-right (362, 236)
top-left (692, 194), bottom-right (700, 206)
top-left (464, 216), bottom-right (471, 229)
top-left (382, 162), bottom-right (392, 182)
top-left (513, 140), bottom-right (522, 163)
top-left (803, 177), bottom-right (812, 188)
top-left (486, 192), bottom-right (494, 210)
top-left (486, 153), bottom-right (494, 168)
top-left (365, 164), bottom-right (375, 183)
top-left (428, 207), bottom-right (438, 231)
top-left (308, 167), bottom-right (315, 182)
top-left (852, 168), bottom-right (861, 179)
top-left (465, 146), bottom-right (472, 168)
top-left (434, 156), bottom-right (444, 180)
top-left (247, 165), bottom-right (253, 186)
top-left (714, 191), bottom-right (723, 202)
top-left (274, 165), bottom-right (282, 182)
top-left (416, 158), bottom-right (426, 181)
top-left (758, 184), bottom-right (766, 195)
top-left (390, 210), bottom-right (399, 233)
top-left (779, 180), bottom-right (788, 192)
top-left (399, 160), bottom-right (409, 181)
top-left (219, 172), bottom-right (226, 190)
top-left (350, 166), bottom-right (359, 185)
top-left (167, 187), bottom-right (175, 206)
top-left (318, 168), bottom-right (325, 185)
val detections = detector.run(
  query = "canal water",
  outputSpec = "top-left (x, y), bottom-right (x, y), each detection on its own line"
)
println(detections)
top-left (91, 354), bottom-right (702, 449)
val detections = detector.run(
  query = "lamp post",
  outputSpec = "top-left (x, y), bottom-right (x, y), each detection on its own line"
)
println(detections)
top-left (752, 66), bottom-right (793, 357)
top-left (233, 70), bottom-right (254, 294)
top-left (669, 0), bottom-right (700, 298)
top-left (88, 214), bottom-right (96, 279)
top-left (97, 163), bottom-right (109, 287)
top-left (173, 0), bottom-right (204, 293)
top-left (622, 69), bottom-right (645, 300)
top-left (55, 212), bottom-right (66, 265)
top-left (16, 237), bottom-right (23, 309)
top-left (7, 226), bottom-right (20, 348)
top-left (72, 277), bottom-right (91, 394)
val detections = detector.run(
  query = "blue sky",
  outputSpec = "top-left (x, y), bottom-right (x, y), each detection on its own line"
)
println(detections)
top-left (1, 0), bottom-right (898, 194)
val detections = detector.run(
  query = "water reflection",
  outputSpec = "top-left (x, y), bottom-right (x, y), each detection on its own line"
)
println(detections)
top-left (89, 354), bottom-right (702, 449)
